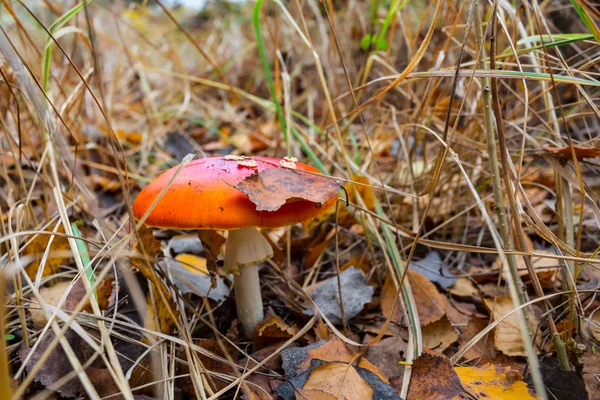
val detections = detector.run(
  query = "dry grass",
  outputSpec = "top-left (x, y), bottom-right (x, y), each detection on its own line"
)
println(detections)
top-left (1, 0), bottom-right (599, 398)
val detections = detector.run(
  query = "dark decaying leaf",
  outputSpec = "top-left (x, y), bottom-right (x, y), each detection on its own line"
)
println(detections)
top-left (527, 357), bottom-right (589, 400)
top-left (19, 330), bottom-right (121, 398)
top-left (234, 168), bottom-right (339, 212)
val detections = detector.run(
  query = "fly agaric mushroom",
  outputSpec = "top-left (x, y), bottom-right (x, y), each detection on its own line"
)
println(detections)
top-left (132, 155), bottom-right (338, 338)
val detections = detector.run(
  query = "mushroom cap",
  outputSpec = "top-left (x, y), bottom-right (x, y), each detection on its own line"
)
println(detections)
top-left (133, 156), bottom-right (338, 230)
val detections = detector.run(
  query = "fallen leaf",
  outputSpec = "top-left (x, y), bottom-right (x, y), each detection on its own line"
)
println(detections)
top-left (380, 274), bottom-right (403, 324)
top-left (484, 297), bottom-right (542, 357)
top-left (421, 315), bottom-right (458, 352)
top-left (234, 167), bottom-right (338, 212)
top-left (407, 270), bottom-right (447, 325)
top-left (198, 230), bottom-right (226, 280)
top-left (24, 226), bottom-right (70, 281)
top-left (29, 278), bottom-right (113, 328)
top-left (410, 251), bottom-right (456, 289)
top-left (169, 234), bottom-right (203, 255)
top-left (456, 363), bottom-right (536, 400)
top-left (304, 267), bottom-right (373, 325)
top-left (299, 337), bottom-right (387, 383)
top-left (544, 144), bottom-right (600, 160)
top-left (530, 357), bottom-right (588, 400)
top-left (277, 358), bottom-right (400, 400)
top-left (493, 250), bottom-right (559, 289)
top-left (366, 336), bottom-right (407, 380)
top-left (405, 350), bottom-right (465, 400)
top-left (303, 361), bottom-right (373, 400)
top-left (254, 315), bottom-right (297, 350)
top-left (19, 329), bottom-right (121, 398)
top-left (449, 278), bottom-right (479, 298)
top-left (132, 225), bottom-right (179, 334)
top-left (458, 317), bottom-right (496, 361)
top-left (165, 257), bottom-right (230, 301)
top-left (582, 347), bottom-right (600, 399)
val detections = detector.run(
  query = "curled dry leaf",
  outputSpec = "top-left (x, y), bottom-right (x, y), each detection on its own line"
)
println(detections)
top-left (234, 167), bottom-right (339, 212)
top-left (455, 364), bottom-right (535, 400)
top-left (484, 297), bottom-right (542, 357)
top-left (198, 229), bottom-right (226, 279)
top-left (254, 315), bottom-right (297, 350)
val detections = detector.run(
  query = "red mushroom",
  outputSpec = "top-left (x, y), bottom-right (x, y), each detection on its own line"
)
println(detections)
top-left (133, 155), bottom-right (337, 338)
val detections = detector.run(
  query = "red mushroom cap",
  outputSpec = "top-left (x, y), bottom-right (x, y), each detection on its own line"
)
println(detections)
top-left (132, 156), bottom-right (338, 230)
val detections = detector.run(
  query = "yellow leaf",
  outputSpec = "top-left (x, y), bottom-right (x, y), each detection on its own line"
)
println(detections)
top-left (303, 362), bottom-right (373, 400)
top-left (175, 254), bottom-right (209, 275)
top-left (455, 364), bottom-right (536, 400)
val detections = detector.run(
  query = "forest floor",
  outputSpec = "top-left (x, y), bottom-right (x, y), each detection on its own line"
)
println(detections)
top-left (1, 0), bottom-right (600, 399)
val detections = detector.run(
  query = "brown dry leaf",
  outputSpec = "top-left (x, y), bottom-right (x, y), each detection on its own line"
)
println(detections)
top-left (583, 347), bottom-right (600, 399)
top-left (303, 361), bottom-right (373, 400)
top-left (449, 278), bottom-right (479, 298)
top-left (381, 273), bottom-right (402, 324)
top-left (254, 315), bottom-right (297, 350)
top-left (234, 168), bottom-right (338, 212)
top-left (295, 388), bottom-right (336, 399)
top-left (493, 250), bottom-right (559, 289)
top-left (421, 315), bottom-right (459, 352)
top-left (299, 337), bottom-right (388, 383)
top-left (484, 297), bottom-right (542, 357)
top-left (29, 278), bottom-right (113, 328)
top-left (314, 319), bottom-right (331, 341)
top-left (198, 230), bottom-right (226, 278)
top-left (86, 175), bottom-right (121, 192)
top-left (454, 364), bottom-right (535, 399)
top-left (405, 350), bottom-right (465, 400)
top-left (132, 225), bottom-right (178, 334)
top-left (458, 317), bottom-right (496, 361)
top-left (24, 226), bottom-right (71, 281)
top-left (544, 144), bottom-right (600, 160)
top-left (19, 329), bottom-right (121, 398)
top-left (408, 270), bottom-right (447, 325)
top-left (366, 335), bottom-right (407, 380)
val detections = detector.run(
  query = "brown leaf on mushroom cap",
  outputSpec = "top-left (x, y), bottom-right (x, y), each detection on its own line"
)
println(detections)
top-left (234, 168), bottom-right (339, 212)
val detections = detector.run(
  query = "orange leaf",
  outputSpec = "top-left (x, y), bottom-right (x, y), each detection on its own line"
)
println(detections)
top-left (299, 337), bottom-right (388, 383)
top-left (303, 361), bottom-right (373, 400)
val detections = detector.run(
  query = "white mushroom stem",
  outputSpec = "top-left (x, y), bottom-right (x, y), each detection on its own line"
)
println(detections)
top-left (225, 227), bottom-right (273, 339)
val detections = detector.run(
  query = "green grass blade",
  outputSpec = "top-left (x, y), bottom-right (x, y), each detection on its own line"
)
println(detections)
top-left (72, 221), bottom-right (97, 302)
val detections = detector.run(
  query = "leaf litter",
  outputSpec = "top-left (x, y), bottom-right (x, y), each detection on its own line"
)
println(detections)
top-left (2, 1), bottom-right (600, 399)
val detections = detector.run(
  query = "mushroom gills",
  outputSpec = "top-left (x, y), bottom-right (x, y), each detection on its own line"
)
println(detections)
top-left (224, 227), bottom-right (273, 272)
